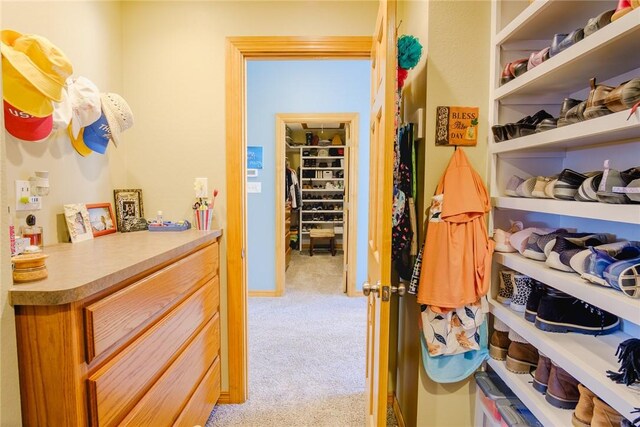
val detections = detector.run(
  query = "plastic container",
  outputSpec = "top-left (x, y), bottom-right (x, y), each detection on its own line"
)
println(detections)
top-left (496, 398), bottom-right (543, 427)
top-left (475, 371), bottom-right (516, 423)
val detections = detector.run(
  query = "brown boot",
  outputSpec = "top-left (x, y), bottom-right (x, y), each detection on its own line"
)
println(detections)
top-left (546, 363), bottom-right (580, 409)
top-left (533, 354), bottom-right (552, 393)
top-left (505, 330), bottom-right (539, 374)
top-left (489, 330), bottom-right (511, 361)
top-left (591, 396), bottom-right (623, 427)
top-left (572, 383), bottom-right (596, 426)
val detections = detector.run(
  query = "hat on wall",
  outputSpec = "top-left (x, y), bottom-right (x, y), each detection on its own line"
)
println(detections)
top-left (52, 87), bottom-right (72, 130)
top-left (82, 113), bottom-right (111, 154)
top-left (2, 57), bottom-right (53, 117)
top-left (0, 29), bottom-right (73, 102)
top-left (100, 93), bottom-right (133, 146)
top-left (67, 123), bottom-right (92, 157)
top-left (4, 100), bottom-right (53, 142)
top-left (68, 76), bottom-right (101, 138)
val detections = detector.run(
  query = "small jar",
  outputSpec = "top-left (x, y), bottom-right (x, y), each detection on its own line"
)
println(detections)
top-left (22, 214), bottom-right (43, 249)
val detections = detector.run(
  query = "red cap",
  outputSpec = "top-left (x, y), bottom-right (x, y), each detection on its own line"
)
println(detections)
top-left (4, 100), bottom-right (52, 142)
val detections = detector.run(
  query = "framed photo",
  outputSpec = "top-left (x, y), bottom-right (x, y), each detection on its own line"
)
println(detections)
top-left (114, 189), bottom-right (144, 231)
top-left (86, 203), bottom-right (117, 237)
top-left (63, 204), bottom-right (94, 243)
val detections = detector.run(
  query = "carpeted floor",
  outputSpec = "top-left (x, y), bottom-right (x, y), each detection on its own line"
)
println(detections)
top-left (206, 251), bottom-right (368, 426)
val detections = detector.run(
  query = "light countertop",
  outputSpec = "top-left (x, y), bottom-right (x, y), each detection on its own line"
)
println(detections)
top-left (9, 229), bottom-right (222, 306)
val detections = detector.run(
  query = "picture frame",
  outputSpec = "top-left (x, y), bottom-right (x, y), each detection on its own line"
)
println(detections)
top-left (113, 189), bottom-right (144, 231)
top-left (63, 203), bottom-right (94, 243)
top-left (86, 203), bottom-right (117, 237)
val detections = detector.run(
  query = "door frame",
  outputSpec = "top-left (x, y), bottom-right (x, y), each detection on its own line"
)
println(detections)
top-left (225, 36), bottom-right (371, 403)
top-left (273, 113), bottom-right (360, 297)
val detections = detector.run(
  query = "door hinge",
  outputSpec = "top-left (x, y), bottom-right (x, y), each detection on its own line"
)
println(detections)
top-left (241, 248), bottom-right (245, 259)
top-left (381, 285), bottom-right (390, 302)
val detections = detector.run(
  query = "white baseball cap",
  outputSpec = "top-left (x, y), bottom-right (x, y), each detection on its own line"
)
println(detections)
top-left (52, 86), bottom-right (72, 131)
top-left (68, 76), bottom-right (101, 139)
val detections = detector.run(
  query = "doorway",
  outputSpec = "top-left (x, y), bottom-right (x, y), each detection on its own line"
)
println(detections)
top-left (225, 37), bottom-right (371, 403)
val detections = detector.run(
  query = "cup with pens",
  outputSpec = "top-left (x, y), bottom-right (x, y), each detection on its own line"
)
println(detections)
top-left (192, 188), bottom-right (219, 231)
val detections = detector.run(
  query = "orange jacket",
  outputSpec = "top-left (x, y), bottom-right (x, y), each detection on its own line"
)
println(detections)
top-left (417, 148), bottom-right (494, 308)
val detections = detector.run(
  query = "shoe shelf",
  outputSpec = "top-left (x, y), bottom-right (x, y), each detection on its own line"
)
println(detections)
top-left (495, 0), bottom-right (613, 46)
top-left (301, 210), bottom-right (343, 213)
top-left (489, 299), bottom-right (639, 421)
top-left (301, 178), bottom-right (344, 181)
top-left (492, 196), bottom-right (640, 225)
top-left (486, 358), bottom-right (571, 427)
top-left (494, 252), bottom-right (640, 323)
top-left (490, 110), bottom-right (640, 154)
top-left (300, 167), bottom-right (343, 170)
top-left (302, 156), bottom-right (344, 160)
top-left (301, 200), bottom-right (343, 202)
top-left (300, 189), bottom-right (344, 192)
top-left (495, 8), bottom-right (640, 104)
top-left (301, 221), bottom-right (343, 224)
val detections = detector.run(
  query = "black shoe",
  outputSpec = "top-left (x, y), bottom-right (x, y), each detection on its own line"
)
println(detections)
top-left (553, 169), bottom-right (588, 200)
top-left (534, 289), bottom-right (620, 335)
top-left (525, 281), bottom-right (546, 323)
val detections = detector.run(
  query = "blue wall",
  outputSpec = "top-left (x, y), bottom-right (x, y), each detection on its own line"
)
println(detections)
top-left (247, 60), bottom-right (371, 292)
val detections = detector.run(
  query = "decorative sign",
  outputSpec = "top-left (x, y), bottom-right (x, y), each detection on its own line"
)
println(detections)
top-left (247, 146), bottom-right (263, 169)
top-left (435, 106), bottom-right (479, 146)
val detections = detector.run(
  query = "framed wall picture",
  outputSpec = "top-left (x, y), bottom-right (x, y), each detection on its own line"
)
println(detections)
top-left (113, 189), bottom-right (144, 231)
top-left (86, 203), bottom-right (117, 237)
top-left (63, 203), bottom-right (94, 243)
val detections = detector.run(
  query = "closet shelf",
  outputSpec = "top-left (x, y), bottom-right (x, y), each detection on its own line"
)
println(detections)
top-left (302, 156), bottom-right (344, 160)
top-left (301, 221), bottom-right (343, 224)
top-left (301, 210), bottom-right (343, 213)
top-left (495, 0), bottom-right (615, 45)
top-left (300, 167), bottom-right (343, 170)
top-left (490, 111), bottom-right (640, 154)
top-left (301, 178), bottom-right (344, 181)
top-left (300, 189), bottom-right (344, 192)
top-left (489, 299), bottom-right (638, 421)
top-left (301, 199), bottom-right (343, 202)
top-left (494, 252), bottom-right (640, 323)
top-left (492, 197), bottom-right (640, 224)
top-left (495, 9), bottom-right (640, 103)
top-left (487, 358), bottom-right (570, 427)
top-left (301, 230), bottom-right (343, 235)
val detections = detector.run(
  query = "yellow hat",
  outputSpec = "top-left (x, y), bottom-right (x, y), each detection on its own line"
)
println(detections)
top-left (1, 29), bottom-right (73, 102)
top-left (2, 57), bottom-right (53, 117)
top-left (67, 123), bottom-right (92, 157)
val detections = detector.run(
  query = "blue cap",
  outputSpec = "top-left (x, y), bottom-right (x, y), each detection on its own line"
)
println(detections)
top-left (82, 113), bottom-right (111, 154)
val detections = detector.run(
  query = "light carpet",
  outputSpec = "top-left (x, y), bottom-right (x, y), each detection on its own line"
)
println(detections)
top-left (206, 251), bottom-right (367, 426)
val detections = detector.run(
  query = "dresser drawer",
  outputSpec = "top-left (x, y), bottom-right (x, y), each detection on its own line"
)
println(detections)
top-left (84, 242), bottom-right (218, 362)
top-left (173, 356), bottom-right (221, 427)
top-left (87, 277), bottom-right (219, 427)
top-left (119, 313), bottom-right (219, 426)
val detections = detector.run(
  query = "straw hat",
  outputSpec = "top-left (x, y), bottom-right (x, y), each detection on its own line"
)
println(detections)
top-left (100, 93), bottom-right (134, 146)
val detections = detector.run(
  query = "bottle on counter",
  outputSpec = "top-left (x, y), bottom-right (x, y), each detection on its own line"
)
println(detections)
top-left (22, 214), bottom-right (43, 249)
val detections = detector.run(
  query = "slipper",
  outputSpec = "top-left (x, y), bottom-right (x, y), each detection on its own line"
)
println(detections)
top-left (604, 78), bottom-right (640, 113)
top-left (584, 9), bottom-right (615, 37)
top-left (549, 29), bottom-right (584, 58)
top-left (584, 77), bottom-right (615, 119)
top-left (612, 0), bottom-right (633, 21)
top-left (527, 47), bottom-right (550, 71)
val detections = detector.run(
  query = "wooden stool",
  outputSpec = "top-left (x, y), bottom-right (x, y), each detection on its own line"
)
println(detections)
top-left (309, 230), bottom-right (336, 256)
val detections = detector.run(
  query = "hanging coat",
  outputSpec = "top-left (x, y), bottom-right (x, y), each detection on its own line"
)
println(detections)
top-left (416, 148), bottom-right (494, 308)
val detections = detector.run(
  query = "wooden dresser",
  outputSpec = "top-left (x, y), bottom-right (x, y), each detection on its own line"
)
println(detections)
top-left (9, 230), bottom-right (222, 427)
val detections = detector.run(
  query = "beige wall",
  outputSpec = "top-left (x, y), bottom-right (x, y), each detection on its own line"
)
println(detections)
top-left (1, 3), bottom-right (377, 420)
top-left (396, 0), bottom-right (491, 426)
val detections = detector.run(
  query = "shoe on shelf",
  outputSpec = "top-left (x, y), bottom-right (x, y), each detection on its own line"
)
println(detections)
top-left (572, 383), bottom-right (596, 427)
top-left (524, 280), bottom-right (546, 323)
top-left (516, 177), bottom-right (537, 198)
top-left (489, 318), bottom-right (511, 361)
top-left (582, 244), bottom-right (640, 286)
top-left (522, 228), bottom-right (572, 261)
top-left (546, 363), bottom-right (580, 409)
top-left (598, 165), bottom-right (640, 204)
top-left (532, 353), bottom-right (552, 393)
top-left (575, 172), bottom-right (603, 202)
top-left (549, 28), bottom-right (585, 58)
top-left (546, 233), bottom-right (616, 271)
top-left (497, 269), bottom-right (516, 304)
top-left (584, 9), bottom-right (615, 37)
top-left (603, 256), bottom-right (640, 298)
top-left (584, 78), bottom-right (615, 120)
top-left (535, 289), bottom-right (620, 335)
top-left (494, 221), bottom-right (524, 253)
top-left (563, 100), bottom-right (588, 126)
top-left (505, 330), bottom-right (539, 374)
top-left (592, 396), bottom-right (624, 426)
top-left (544, 178), bottom-right (559, 198)
top-left (604, 78), bottom-right (640, 113)
top-left (510, 227), bottom-right (557, 255)
top-left (535, 117), bottom-right (558, 133)
top-left (553, 169), bottom-right (588, 200)
top-left (527, 47), bottom-right (550, 71)
top-left (532, 176), bottom-right (556, 198)
top-left (510, 274), bottom-right (534, 312)
top-left (611, 0), bottom-right (634, 21)
top-left (500, 58), bottom-right (528, 85)
top-left (505, 175), bottom-right (525, 197)
top-left (557, 98), bottom-right (583, 127)
top-left (570, 240), bottom-right (632, 275)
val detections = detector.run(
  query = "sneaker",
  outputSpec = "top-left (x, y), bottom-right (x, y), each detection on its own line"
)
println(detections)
top-left (516, 177), bottom-right (537, 198)
top-left (575, 172), bottom-right (603, 202)
top-left (524, 281), bottom-right (546, 322)
top-left (582, 245), bottom-right (640, 286)
top-left (603, 257), bottom-right (640, 299)
top-left (569, 240), bottom-right (635, 275)
top-left (553, 169), bottom-right (588, 200)
top-left (546, 363), bottom-right (580, 409)
top-left (505, 175), bottom-right (525, 197)
top-left (541, 231), bottom-right (603, 259)
top-left (510, 227), bottom-right (557, 255)
top-left (497, 270), bottom-right (516, 304)
top-left (532, 354), bottom-right (552, 393)
top-left (535, 289), bottom-right (620, 335)
top-left (510, 274), bottom-right (534, 312)
top-left (493, 221), bottom-right (524, 253)
top-left (597, 165), bottom-right (633, 204)
top-left (523, 229), bottom-right (571, 261)
top-left (545, 233), bottom-right (616, 272)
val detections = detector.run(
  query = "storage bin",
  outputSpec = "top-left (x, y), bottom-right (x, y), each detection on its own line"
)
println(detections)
top-left (495, 398), bottom-right (543, 427)
top-left (474, 371), bottom-right (515, 423)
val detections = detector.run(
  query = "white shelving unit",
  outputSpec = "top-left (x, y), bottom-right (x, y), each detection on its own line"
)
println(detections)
top-left (488, 1), bottom-right (640, 424)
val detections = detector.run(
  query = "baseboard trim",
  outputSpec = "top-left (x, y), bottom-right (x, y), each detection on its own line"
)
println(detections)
top-left (393, 394), bottom-right (406, 427)
top-left (248, 290), bottom-right (282, 297)
top-left (218, 391), bottom-right (231, 404)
